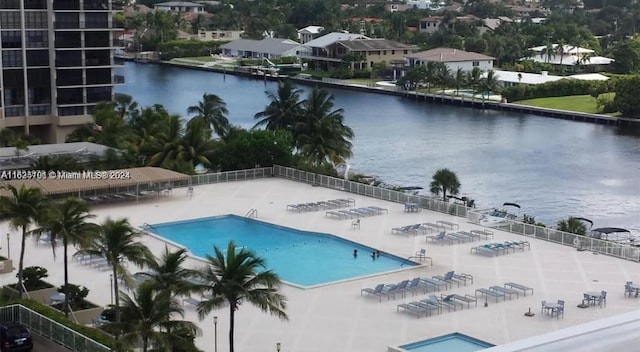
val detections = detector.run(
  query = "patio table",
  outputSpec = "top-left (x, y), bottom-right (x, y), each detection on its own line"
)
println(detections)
top-left (630, 284), bottom-right (640, 297)
top-left (584, 291), bottom-right (601, 306)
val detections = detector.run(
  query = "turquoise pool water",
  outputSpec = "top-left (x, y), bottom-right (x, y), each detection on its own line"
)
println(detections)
top-left (400, 333), bottom-right (494, 352)
top-left (148, 215), bottom-right (414, 287)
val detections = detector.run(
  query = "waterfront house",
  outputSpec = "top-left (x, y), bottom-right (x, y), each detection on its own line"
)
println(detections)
top-left (384, 2), bottom-right (410, 13)
top-left (523, 44), bottom-right (614, 72)
top-left (488, 70), bottom-right (609, 87)
top-left (298, 32), bottom-right (415, 71)
top-left (298, 26), bottom-right (325, 44)
top-left (154, 1), bottom-right (205, 13)
top-left (123, 4), bottom-right (153, 18)
top-left (196, 29), bottom-right (244, 42)
top-left (406, 48), bottom-right (495, 72)
top-left (220, 38), bottom-right (302, 59)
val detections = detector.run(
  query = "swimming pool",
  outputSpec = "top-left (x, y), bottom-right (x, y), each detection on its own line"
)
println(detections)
top-left (398, 333), bottom-right (494, 352)
top-left (146, 215), bottom-right (414, 287)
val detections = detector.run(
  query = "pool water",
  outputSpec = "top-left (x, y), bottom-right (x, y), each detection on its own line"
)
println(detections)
top-left (148, 215), bottom-right (414, 287)
top-left (400, 333), bottom-right (494, 352)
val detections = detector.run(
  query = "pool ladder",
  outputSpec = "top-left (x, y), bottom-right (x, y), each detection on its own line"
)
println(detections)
top-left (245, 209), bottom-right (258, 218)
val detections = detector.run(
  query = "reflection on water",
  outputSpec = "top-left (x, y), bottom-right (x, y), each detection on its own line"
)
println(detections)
top-left (117, 62), bottom-right (640, 232)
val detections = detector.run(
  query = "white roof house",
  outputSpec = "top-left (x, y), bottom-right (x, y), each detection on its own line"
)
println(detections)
top-left (405, 48), bottom-right (495, 72)
top-left (524, 44), bottom-right (614, 66)
top-left (489, 69), bottom-right (610, 86)
top-left (220, 38), bottom-right (302, 59)
top-left (154, 1), bottom-right (206, 13)
top-left (297, 25), bottom-right (325, 44)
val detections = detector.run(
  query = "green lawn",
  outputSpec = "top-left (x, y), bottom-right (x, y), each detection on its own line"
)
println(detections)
top-left (516, 94), bottom-right (615, 114)
top-left (183, 56), bottom-right (217, 62)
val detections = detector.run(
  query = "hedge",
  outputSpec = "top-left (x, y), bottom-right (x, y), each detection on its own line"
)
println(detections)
top-left (0, 292), bottom-right (115, 349)
top-left (502, 78), bottom-right (615, 102)
top-left (158, 40), bottom-right (228, 60)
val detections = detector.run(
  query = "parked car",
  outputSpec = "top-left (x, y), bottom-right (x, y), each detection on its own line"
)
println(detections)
top-left (0, 322), bottom-right (33, 352)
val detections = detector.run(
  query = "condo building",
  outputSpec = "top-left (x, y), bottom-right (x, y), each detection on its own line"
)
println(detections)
top-left (0, 0), bottom-right (123, 142)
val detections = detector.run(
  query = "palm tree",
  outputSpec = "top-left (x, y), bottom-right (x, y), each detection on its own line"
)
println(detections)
top-left (35, 198), bottom-right (99, 317)
top-left (75, 218), bottom-right (152, 324)
top-left (479, 69), bottom-right (501, 101)
top-left (429, 168), bottom-right (461, 201)
top-left (295, 88), bottom-right (354, 166)
top-left (116, 282), bottom-right (200, 352)
top-left (195, 241), bottom-right (288, 352)
top-left (139, 246), bottom-right (198, 296)
top-left (187, 93), bottom-right (230, 139)
top-left (113, 94), bottom-right (139, 121)
top-left (466, 67), bottom-right (482, 97)
top-left (253, 80), bottom-right (303, 130)
top-left (31, 155), bottom-right (82, 172)
top-left (557, 217), bottom-right (587, 235)
top-left (0, 185), bottom-right (46, 298)
top-left (453, 68), bottom-right (466, 95)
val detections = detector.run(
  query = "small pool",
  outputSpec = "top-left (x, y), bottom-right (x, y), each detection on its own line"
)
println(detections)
top-left (146, 215), bottom-right (414, 287)
top-left (399, 333), bottom-right (494, 352)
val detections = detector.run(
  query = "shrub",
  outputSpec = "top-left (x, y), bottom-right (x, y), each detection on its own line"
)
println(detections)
top-left (613, 75), bottom-right (640, 118)
top-left (157, 40), bottom-right (227, 60)
top-left (596, 94), bottom-right (617, 113)
top-left (57, 283), bottom-right (98, 310)
top-left (502, 79), bottom-right (613, 102)
top-left (22, 266), bottom-right (53, 291)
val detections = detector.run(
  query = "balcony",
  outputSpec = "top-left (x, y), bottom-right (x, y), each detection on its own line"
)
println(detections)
top-left (114, 74), bottom-right (125, 84)
top-left (296, 53), bottom-right (342, 62)
top-left (54, 21), bottom-right (117, 30)
top-left (53, 0), bottom-right (80, 10)
top-left (85, 58), bottom-right (111, 66)
top-left (87, 92), bottom-right (111, 103)
top-left (83, 0), bottom-right (109, 10)
top-left (55, 41), bottom-right (83, 49)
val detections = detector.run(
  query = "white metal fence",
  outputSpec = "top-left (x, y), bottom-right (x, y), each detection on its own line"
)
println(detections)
top-left (0, 304), bottom-right (111, 352)
top-left (183, 165), bottom-right (640, 262)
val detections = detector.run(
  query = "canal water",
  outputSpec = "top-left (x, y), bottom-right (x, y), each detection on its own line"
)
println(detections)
top-left (116, 62), bottom-right (640, 232)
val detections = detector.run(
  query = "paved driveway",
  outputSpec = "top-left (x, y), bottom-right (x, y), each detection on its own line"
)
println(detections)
top-left (32, 333), bottom-right (71, 352)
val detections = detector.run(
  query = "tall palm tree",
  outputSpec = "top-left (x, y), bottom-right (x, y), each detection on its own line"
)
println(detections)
top-left (116, 282), bottom-right (200, 352)
top-left (557, 217), bottom-right (587, 235)
top-left (113, 94), bottom-right (139, 121)
top-left (295, 88), bottom-right (354, 166)
top-left (195, 241), bottom-right (288, 352)
top-left (75, 218), bottom-right (152, 324)
top-left (138, 246), bottom-right (198, 296)
top-left (187, 93), bottom-right (230, 139)
top-left (35, 198), bottom-right (99, 317)
top-left (479, 69), bottom-right (500, 100)
top-left (0, 185), bottom-right (46, 298)
top-left (429, 168), bottom-right (461, 201)
top-left (466, 67), bottom-right (482, 96)
top-left (254, 80), bottom-right (303, 130)
top-left (453, 67), bottom-right (466, 95)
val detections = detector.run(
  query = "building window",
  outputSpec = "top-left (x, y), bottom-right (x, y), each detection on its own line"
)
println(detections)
top-left (391, 50), bottom-right (395, 55)
top-left (2, 50), bottom-right (23, 67)
top-left (26, 31), bottom-right (48, 48)
top-left (403, 50), bottom-right (408, 54)
top-left (25, 11), bottom-right (48, 29)
top-left (472, 61), bottom-right (479, 67)
top-left (0, 0), bottom-right (20, 9)
top-left (26, 50), bottom-right (49, 66)
top-left (1, 31), bottom-right (22, 49)
top-left (0, 12), bottom-right (22, 29)
top-left (58, 106), bottom-right (85, 116)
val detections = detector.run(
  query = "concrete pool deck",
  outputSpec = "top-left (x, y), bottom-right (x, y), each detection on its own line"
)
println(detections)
top-left (1, 178), bottom-right (639, 352)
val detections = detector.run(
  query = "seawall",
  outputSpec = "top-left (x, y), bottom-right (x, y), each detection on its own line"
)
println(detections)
top-left (122, 58), bottom-right (640, 127)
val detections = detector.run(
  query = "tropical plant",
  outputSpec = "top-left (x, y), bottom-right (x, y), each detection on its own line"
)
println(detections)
top-left (138, 246), bottom-right (198, 296)
top-left (453, 68), bottom-right (466, 95)
top-left (429, 168), bottom-right (461, 201)
top-left (0, 185), bottom-right (46, 298)
top-left (113, 93), bottom-right (140, 121)
top-left (557, 217), bottom-right (587, 235)
top-left (479, 69), bottom-right (501, 100)
top-left (294, 88), bottom-right (354, 166)
top-left (187, 93), bottom-right (230, 139)
top-left (34, 198), bottom-right (99, 317)
top-left (466, 67), bottom-right (483, 95)
top-left (195, 241), bottom-right (288, 352)
top-left (115, 281), bottom-right (200, 352)
top-left (254, 80), bottom-right (303, 130)
top-left (31, 155), bottom-right (83, 172)
top-left (74, 218), bottom-right (152, 325)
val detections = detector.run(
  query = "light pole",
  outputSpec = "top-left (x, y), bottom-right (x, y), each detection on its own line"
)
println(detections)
top-left (214, 316), bottom-right (218, 352)
top-left (109, 274), bottom-right (114, 305)
top-left (6, 233), bottom-right (9, 259)
top-left (276, 342), bottom-right (281, 352)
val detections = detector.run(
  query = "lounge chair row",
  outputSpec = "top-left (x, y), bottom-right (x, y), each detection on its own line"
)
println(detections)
top-left (326, 206), bottom-right (388, 220)
top-left (392, 224), bottom-right (432, 236)
top-left (470, 241), bottom-right (531, 256)
top-left (72, 252), bottom-right (113, 270)
top-left (475, 283), bottom-right (533, 302)
top-left (287, 198), bottom-right (355, 213)
top-left (426, 231), bottom-right (485, 245)
top-left (361, 272), bottom-right (473, 302)
top-left (83, 191), bottom-right (155, 204)
top-left (397, 293), bottom-right (478, 318)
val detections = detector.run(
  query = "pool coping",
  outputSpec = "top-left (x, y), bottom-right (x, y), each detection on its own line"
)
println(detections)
top-left (138, 214), bottom-right (425, 290)
top-left (388, 332), bottom-right (496, 352)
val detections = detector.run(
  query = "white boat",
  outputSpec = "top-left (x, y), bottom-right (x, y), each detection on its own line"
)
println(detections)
top-left (478, 203), bottom-right (522, 227)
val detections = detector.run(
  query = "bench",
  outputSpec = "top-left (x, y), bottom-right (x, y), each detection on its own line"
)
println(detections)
top-left (504, 282), bottom-right (534, 296)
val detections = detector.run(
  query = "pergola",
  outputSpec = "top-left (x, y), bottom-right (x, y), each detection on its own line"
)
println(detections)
top-left (0, 167), bottom-right (190, 199)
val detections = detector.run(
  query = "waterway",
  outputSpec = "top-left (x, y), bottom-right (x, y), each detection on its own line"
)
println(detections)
top-left (116, 62), bottom-right (640, 232)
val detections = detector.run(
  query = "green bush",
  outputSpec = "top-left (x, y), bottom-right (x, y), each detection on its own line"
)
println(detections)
top-left (1, 295), bottom-right (115, 348)
top-left (502, 79), bottom-right (614, 102)
top-left (158, 40), bottom-right (228, 60)
top-left (613, 75), bottom-right (640, 118)
top-left (22, 266), bottom-right (54, 291)
top-left (351, 70), bottom-right (372, 79)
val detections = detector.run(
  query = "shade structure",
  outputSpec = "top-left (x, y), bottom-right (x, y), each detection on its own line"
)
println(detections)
top-left (502, 202), bottom-right (521, 208)
top-left (0, 167), bottom-right (190, 197)
top-left (592, 227), bottom-right (630, 234)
